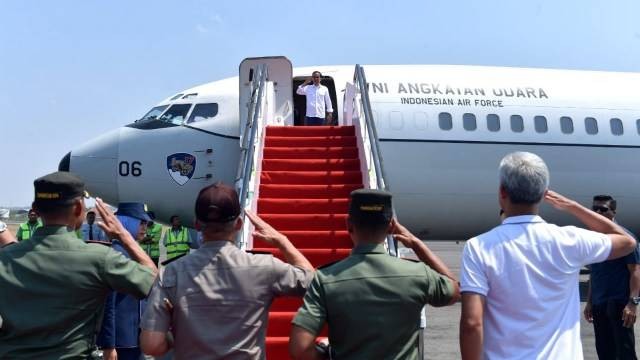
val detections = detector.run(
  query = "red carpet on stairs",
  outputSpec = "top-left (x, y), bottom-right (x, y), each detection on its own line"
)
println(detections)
top-left (256, 125), bottom-right (363, 359)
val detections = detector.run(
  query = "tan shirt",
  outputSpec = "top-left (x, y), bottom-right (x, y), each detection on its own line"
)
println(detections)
top-left (141, 240), bottom-right (313, 360)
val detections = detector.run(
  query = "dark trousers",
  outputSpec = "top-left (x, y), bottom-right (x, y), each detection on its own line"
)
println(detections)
top-left (593, 300), bottom-right (637, 360)
top-left (305, 116), bottom-right (324, 126)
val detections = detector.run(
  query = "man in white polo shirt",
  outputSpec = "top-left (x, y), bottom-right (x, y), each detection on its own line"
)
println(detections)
top-left (459, 151), bottom-right (637, 360)
top-left (296, 71), bottom-right (333, 126)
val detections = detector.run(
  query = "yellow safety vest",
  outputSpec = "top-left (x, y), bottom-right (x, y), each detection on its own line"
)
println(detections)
top-left (17, 221), bottom-right (43, 241)
top-left (166, 227), bottom-right (189, 260)
top-left (144, 224), bottom-right (162, 258)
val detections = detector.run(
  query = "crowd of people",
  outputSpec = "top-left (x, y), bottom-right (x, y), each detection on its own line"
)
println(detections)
top-left (0, 151), bottom-right (638, 360)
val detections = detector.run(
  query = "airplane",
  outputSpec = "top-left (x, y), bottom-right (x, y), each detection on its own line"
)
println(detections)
top-left (59, 56), bottom-right (640, 240)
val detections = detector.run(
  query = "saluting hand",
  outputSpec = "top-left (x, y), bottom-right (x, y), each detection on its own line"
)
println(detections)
top-left (95, 198), bottom-right (127, 241)
top-left (245, 210), bottom-right (287, 245)
top-left (543, 190), bottom-right (576, 211)
top-left (390, 219), bottom-right (418, 248)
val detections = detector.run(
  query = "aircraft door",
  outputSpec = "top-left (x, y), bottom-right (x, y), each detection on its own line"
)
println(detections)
top-left (239, 56), bottom-right (293, 129)
top-left (343, 82), bottom-right (358, 126)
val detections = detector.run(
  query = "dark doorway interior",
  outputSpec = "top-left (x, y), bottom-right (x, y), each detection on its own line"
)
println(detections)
top-left (292, 76), bottom-right (339, 126)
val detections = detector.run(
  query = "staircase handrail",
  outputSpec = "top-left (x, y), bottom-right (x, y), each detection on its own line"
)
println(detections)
top-left (353, 64), bottom-right (398, 256)
top-left (235, 64), bottom-right (268, 248)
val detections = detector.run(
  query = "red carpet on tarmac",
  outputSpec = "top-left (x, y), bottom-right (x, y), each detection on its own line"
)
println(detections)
top-left (255, 125), bottom-right (363, 359)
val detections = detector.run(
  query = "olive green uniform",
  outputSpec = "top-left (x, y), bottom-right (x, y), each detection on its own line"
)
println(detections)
top-left (292, 243), bottom-right (454, 360)
top-left (0, 226), bottom-right (156, 359)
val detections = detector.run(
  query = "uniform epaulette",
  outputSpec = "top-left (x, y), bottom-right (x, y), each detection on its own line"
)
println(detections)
top-left (86, 240), bottom-right (112, 247)
top-left (161, 253), bottom-right (187, 266)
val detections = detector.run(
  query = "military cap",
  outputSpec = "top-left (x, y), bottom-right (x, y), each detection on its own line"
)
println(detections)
top-left (33, 171), bottom-right (87, 206)
top-left (348, 189), bottom-right (393, 223)
top-left (195, 182), bottom-right (241, 223)
top-left (115, 203), bottom-right (152, 222)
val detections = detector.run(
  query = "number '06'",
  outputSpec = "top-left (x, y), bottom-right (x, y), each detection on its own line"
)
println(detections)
top-left (119, 161), bottom-right (142, 177)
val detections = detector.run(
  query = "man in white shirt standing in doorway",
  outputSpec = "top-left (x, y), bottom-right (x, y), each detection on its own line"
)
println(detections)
top-left (459, 151), bottom-right (637, 360)
top-left (296, 71), bottom-right (333, 126)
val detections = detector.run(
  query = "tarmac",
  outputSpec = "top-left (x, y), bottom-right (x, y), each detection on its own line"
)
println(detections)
top-left (5, 223), bottom-right (638, 359)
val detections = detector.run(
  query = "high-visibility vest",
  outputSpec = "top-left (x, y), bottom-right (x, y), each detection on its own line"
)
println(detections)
top-left (17, 221), bottom-right (43, 241)
top-left (166, 227), bottom-right (190, 259)
top-left (144, 223), bottom-right (162, 258)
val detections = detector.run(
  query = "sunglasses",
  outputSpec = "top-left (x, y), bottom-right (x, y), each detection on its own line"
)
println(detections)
top-left (592, 205), bottom-right (611, 213)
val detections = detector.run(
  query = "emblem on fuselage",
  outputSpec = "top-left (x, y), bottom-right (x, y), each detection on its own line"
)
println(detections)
top-left (166, 153), bottom-right (196, 186)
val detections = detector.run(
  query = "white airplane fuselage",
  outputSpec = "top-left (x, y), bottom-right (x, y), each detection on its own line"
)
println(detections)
top-left (62, 64), bottom-right (640, 239)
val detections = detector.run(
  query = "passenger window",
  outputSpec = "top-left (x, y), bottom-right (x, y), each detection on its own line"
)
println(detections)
top-left (486, 114), bottom-right (500, 132)
top-left (510, 115), bottom-right (524, 133)
top-left (636, 119), bottom-right (640, 135)
top-left (187, 103), bottom-right (218, 123)
top-left (158, 104), bottom-right (192, 125)
top-left (463, 113), bottom-right (477, 131)
top-left (585, 117), bottom-right (598, 135)
top-left (413, 112), bottom-right (428, 130)
top-left (610, 118), bottom-right (624, 135)
top-left (560, 116), bottom-right (574, 134)
top-left (139, 105), bottom-right (168, 122)
top-left (534, 116), bottom-right (548, 133)
top-left (439, 112), bottom-right (453, 131)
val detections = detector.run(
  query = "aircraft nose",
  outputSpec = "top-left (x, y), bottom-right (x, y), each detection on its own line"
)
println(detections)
top-left (64, 128), bottom-right (121, 203)
top-left (58, 152), bottom-right (71, 172)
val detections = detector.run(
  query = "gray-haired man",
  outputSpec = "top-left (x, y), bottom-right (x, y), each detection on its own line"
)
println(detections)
top-left (459, 151), bottom-right (637, 360)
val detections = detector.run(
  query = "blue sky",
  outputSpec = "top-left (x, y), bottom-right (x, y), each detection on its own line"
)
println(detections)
top-left (1, 0), bottom-right (639, 206)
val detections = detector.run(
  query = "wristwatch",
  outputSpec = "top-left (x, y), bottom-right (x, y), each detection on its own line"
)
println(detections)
top-left (0, 221), bottom-right (7, 234)
top-left (630, 296), bottom-right (640, 306)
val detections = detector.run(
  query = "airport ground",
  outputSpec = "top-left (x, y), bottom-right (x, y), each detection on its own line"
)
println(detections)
top-left (5, 224), bottom-right (637, 359)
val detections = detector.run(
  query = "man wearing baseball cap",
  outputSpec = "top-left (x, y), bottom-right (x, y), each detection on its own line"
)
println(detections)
top-left (140, 182), bottom-right (314, 359)
top-left (289, 189), bottom-right (460, 359)
top-left (0, 171), bottom-right (158, 359)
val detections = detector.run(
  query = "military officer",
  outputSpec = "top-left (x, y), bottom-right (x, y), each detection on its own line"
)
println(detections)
top-left (142, 211), bottom-right (162, 266)
top-left (289, 189), bottom-right (461, 360)
top-left (140, 182), bottom-right (314, 359)
top-left (15, 208), bottom-right (42, 241)
top-left (0, 171), bottom-right (158, 359)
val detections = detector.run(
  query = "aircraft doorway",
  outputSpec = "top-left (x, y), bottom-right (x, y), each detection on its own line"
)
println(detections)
top-left (292, 76), bottom-right (339, 126)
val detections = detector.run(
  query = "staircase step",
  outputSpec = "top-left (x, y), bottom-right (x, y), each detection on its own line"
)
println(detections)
top-left (258, 214), bottom-right (348, 231)
top-left (253, 248), bottom-right (352, 267)
top-left (262, 158), bottom-right (361, 171)
top-left (263, 146), bottom-right (358, 159)
top-left (265, 337), bottom-right (289, 360)
top-left (254, 231), bottom-right (351, 249)
top-left (267, 312), bottom-right (296, 336)
top-left (265, 136), bottom-right (357, 148)
top-left (260, 171), bottom-right (362, 185)
top-left (259, 184), bottom-right (362, 199)
top-left (258, 198), bottom-right (349, 214)
top-left (266, 125), bottom-right (355, 137)
top-left (271, 296), bottom-right (303, 312)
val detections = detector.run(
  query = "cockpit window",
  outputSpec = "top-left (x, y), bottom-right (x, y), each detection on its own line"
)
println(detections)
top-left (139, 105), bottom-right (168, 122)
top-left (170, 93), bottom-right (184, 100)
top-left (187, 103), bottom-right (218, 123)
top-left (158, 104), bottom-right (192, 125)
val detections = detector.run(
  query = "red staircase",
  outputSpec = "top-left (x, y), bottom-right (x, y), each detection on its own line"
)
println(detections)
top-left (255, 125), bottom-right (364, 359)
